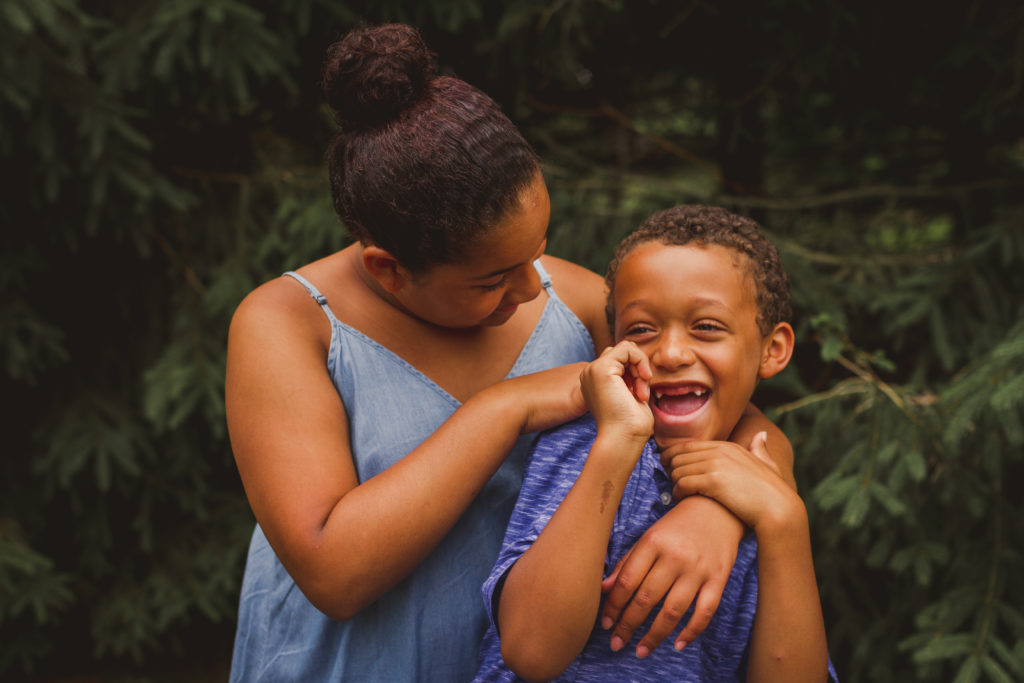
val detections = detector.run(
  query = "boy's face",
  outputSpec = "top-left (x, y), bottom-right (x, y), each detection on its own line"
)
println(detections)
top-left (612, 241), bottom-right (776, 449)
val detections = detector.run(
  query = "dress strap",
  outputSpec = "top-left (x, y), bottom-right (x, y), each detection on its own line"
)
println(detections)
top-left (532, 259), bottom-right (554, 290)
top-left (282, 271), bottom-right (340, 326)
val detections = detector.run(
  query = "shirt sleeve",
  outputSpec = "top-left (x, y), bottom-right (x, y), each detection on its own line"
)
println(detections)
top-left (481, 415), bottom-right (599, 628)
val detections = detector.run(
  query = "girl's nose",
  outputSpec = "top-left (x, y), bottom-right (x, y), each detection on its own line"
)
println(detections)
top-left (506, 261), bottom-right (543, 305)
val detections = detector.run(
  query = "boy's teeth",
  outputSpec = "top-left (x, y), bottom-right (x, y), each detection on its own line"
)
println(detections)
top-left (654, 388), bottom-right (707, 399)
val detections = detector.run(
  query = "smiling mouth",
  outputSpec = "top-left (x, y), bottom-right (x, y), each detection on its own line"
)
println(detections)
top-left (652, 385), bottom-right (710, 416)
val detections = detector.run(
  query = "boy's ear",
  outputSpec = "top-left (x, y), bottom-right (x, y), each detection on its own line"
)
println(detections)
top-left (362, 245), bottom-right (413, 294)
top-left (758, 322), bottom-right (795, 379)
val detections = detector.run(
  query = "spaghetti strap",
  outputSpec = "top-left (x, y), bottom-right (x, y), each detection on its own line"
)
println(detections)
top-left (532, 259), bottom-right (553, 290)
top-left (282, 271), bottom-right (341, 326)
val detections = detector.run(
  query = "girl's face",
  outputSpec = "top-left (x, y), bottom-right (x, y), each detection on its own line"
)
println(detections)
top-left (396, 173), bottom-right (551, 329)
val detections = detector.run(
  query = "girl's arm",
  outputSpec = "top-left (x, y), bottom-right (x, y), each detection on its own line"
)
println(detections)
top-left (497, 342), bottom-right (652, 681)
top-left (664, 435), bottom-right (829, 682)
top-left (226, 280), bottom-right (586, 620)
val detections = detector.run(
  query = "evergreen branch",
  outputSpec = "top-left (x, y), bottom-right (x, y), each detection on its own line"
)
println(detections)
top-left (534, 155), bottom-right (1022, 217)
top-left (835, 354), bottom-right (906, 410)
top-left (718, 178), bottom-right (1024, 210)
top-left (975, 480), bottom-right (1002, 658)
top-left (525, 94), bottom-right (724, 180)
top-left (776, 238), bottom-right (957, 267)
top-left (151, 228), bottom-right (204, 296)
top-left (772, 378), bottom-right (873, 415)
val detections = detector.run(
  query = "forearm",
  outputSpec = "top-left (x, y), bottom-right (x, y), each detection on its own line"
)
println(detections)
top-left (746, 503), bottom-right (828, 683)
top-left (499, 432), bottom-right (644, 680)
top-left (732, 404), bottom-right (796, 489)
top-left (308, 390), bottom-right (523, 614)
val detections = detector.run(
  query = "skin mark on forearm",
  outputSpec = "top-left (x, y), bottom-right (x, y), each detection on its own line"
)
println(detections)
top-left (600, 480), bottom-right (614, 513)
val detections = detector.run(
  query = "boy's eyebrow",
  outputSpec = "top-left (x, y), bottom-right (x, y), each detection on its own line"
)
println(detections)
top-left (618, 296), bottom-right (735, 314)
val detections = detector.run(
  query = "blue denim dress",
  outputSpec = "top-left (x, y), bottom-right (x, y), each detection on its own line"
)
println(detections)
top-left (230, 261), bottom-right (596, 682)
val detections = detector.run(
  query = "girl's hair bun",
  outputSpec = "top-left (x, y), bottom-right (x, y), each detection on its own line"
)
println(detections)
top-left (321, 24), bottom-right (436, 129)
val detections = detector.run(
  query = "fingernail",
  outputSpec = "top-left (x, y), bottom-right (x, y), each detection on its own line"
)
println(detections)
top-left (610, 635), bottom-right (624, 652)
top-left (601, 616), bottom-right (613, 630)
top-left (675, 640), bottom-right (688, 651)
top-left (636, 645), bottom-right (650, 658)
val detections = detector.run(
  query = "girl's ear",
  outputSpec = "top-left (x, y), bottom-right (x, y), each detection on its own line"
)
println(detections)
top-left (361, 245), bottom-right (413, 294)
top-left (758, 322), bottom-right (795, 379)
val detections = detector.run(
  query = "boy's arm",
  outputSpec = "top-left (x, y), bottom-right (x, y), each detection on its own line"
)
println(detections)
top-left (497, 429), bottom-right (647, 681)
top-left (598, 404), bottom-right (794, 655)
top-left (665, 434), bottom-right (829, 682)
top-left (497, 342), bottom-right (653, 681)
top-left (746, 497), bottom-right (829, 682)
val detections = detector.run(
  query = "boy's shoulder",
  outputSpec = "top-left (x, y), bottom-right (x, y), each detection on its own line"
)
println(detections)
top-left (520, 415), bottom-right (601, 495)
top-left (538, 413), bottom-right (598, 443)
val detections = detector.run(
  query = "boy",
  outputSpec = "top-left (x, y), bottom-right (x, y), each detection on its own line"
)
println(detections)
top-left (474, 205), bottom-right (834, 682)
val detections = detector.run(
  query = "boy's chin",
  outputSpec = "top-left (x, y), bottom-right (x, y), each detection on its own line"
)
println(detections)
top-left (653, 433), bottom-right (705, 450)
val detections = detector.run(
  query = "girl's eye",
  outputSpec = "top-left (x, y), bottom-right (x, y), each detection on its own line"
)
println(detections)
top-left (479, 276), bottom-right (508, 292)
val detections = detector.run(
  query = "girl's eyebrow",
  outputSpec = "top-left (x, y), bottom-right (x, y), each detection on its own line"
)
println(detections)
top-left (471, 264), bottom-right (518, 280)
top-left (470, 233), bottom-right (548, 280)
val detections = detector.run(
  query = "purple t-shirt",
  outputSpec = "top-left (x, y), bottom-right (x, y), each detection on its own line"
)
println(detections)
top-left (474, 414), bottom-right (761, 682)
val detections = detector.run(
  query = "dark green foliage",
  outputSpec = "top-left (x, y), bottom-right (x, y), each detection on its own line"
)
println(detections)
top-left (2, 1), bottom-right (1022, 680)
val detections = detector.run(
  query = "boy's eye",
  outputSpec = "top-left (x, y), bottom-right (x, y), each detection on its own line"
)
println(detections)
top-left (694, 321), bottom-right (725, 334)
top-left (624, 324), bottom-right (654, 337)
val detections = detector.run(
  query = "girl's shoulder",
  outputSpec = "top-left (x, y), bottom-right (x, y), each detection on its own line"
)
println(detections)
top-left (538, 255), bottom-right (611, 351)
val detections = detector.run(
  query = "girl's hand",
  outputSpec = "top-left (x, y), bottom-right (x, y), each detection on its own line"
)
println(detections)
top-left (661, 432), bottom-right (800, 532)
top-left (599, 496), bottom-right (741, 656)
top-left (580, 341), bottom-right (653, 441)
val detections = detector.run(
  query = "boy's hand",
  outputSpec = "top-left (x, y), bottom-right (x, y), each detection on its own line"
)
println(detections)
top-left (580, 341), bottom-right (653, 442)
top-left (661, 433), bottom-right (800, 532)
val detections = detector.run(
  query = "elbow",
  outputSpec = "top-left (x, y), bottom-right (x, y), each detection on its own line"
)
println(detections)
top-left (748, 649), bottom-right (829, 683)
top-left (294, 563), bottom-right (378, 622)
top-left (500, 639), bottom-right (573, 683)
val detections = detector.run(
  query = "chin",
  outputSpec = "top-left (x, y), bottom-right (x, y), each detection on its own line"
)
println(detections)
top-left (652, 422), bottom-right (724, 450)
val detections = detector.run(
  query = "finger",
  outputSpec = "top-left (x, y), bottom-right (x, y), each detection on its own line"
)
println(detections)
top-left (748, 431), bottom-right (772, 465)
top-left (673, 471), bottom-right (714, 501)
top-left (660, 441), bottom-right (720, 468)
top-left (609, 563), bottom-right (677, 653)
top-left (600, 545), bottom-right (654, 632)
top-left (601, 550), bottom-right (630, 594)
top-left (633, 575), bottom-right (701, 658)
top-left (673, 577), bottom-right (727, 651)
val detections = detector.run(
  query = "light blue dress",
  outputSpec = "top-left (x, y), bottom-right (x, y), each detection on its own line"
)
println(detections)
top-left (230, 261), bottom-right (596, 682)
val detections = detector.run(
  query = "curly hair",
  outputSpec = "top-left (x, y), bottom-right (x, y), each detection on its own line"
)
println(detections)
top-left (321, 24), bottom-right (540, 273)
top-left (605, 205), bottom-right (792, 336)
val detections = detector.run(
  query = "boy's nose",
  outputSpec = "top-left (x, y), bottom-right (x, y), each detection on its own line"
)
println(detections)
top-left (652, 330), bottom-right (696, 369)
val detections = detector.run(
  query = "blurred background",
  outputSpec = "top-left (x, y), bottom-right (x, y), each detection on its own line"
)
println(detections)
top-left (2, 1), bottom-right (1022, 681)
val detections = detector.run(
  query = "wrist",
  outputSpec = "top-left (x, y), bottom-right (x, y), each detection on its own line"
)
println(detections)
top-left (588, 429), bottom-right (648, 476)
top-left (753, 492), bottom-right (809, 545)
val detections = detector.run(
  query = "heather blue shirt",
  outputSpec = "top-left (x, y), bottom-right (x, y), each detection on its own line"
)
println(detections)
top-left (475, 414), bottom-right (839, 681)
top-left (475, 414), bottom-right (761, 682)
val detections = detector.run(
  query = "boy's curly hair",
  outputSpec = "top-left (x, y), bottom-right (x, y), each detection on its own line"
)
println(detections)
top-left (605, 205), bottom-right (792, 336)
